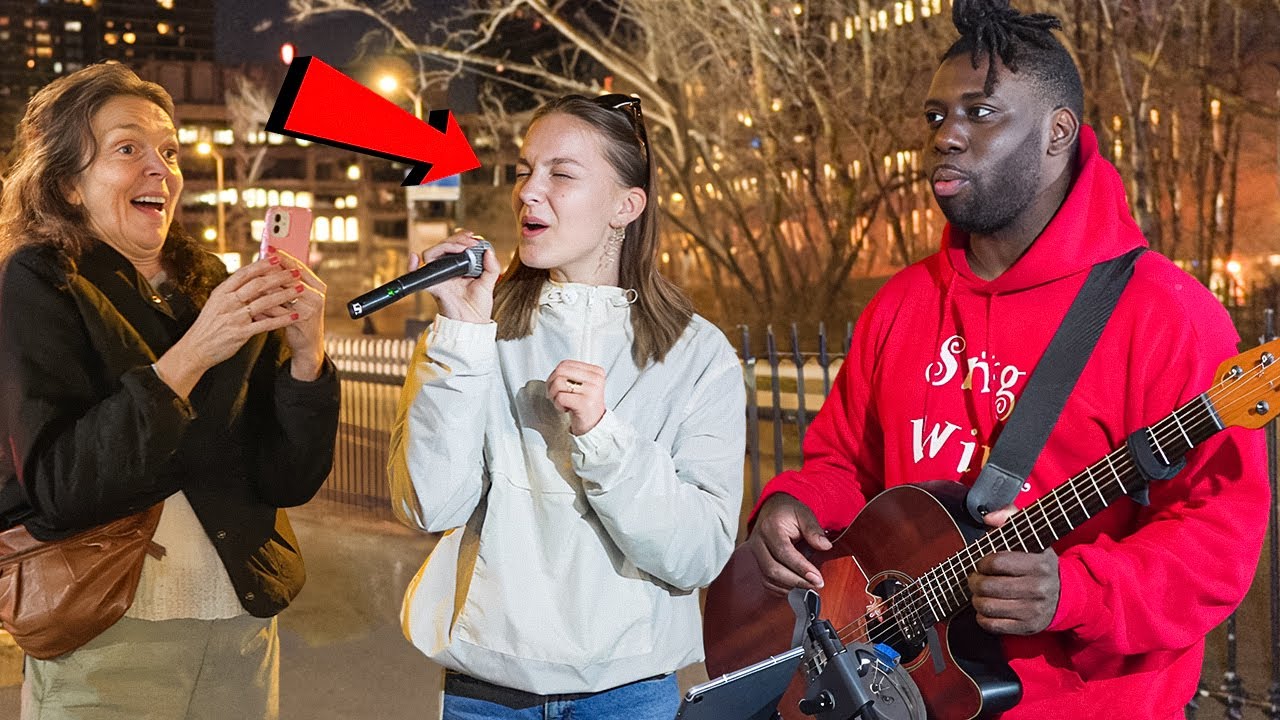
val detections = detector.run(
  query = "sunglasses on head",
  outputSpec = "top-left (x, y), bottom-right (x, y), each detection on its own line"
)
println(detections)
top-left (588, 93), bottom-right (649, 176)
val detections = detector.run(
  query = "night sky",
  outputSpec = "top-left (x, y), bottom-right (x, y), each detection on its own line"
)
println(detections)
top-left (214, 0), bottom-right (448, 66)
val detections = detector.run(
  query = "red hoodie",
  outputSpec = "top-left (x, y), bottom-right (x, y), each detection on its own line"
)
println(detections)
top-left (755, 126), bottom-right (1270, 718)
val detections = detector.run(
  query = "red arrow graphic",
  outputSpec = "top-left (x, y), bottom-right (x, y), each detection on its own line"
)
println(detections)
top-left (266, 56), bottom-right (480, 185)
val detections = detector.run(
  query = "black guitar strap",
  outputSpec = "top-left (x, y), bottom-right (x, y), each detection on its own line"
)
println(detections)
top-left (964, 247), bottom-right (1148, 524)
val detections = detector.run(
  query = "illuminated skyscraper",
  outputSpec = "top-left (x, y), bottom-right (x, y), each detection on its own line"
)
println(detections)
top-left (0, 0), bottom-right (214, 148)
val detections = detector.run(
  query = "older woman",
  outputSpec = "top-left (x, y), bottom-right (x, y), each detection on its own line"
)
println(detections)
top-left (390, 94), bottom-right (746, 719)
top-left (0, 62), bottom-right (339, 719)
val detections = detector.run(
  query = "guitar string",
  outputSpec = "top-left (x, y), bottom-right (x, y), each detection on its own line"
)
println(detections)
top-left (842, 397), bottom-right (1219, 648)
top-left (831, 361), bottom-right (1266, 649)
top-left (826, 456), bottom-right (1133, 651)
top-left (812, 358), bottom-right (1272, 655)
top-left (830, 447), bottom-right (1175, 651)
top-left (804, 362), bottom-right (1269, 678)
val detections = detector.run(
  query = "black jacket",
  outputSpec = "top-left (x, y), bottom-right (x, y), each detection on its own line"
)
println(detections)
top-left (0, 239), bottom-right (341, 617)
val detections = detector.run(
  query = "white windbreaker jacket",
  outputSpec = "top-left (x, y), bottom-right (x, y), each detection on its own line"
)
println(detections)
top-left (391, 281), bottom-right (746, 694)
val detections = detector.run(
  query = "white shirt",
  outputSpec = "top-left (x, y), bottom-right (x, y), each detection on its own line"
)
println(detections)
top-left (126, 491), bottom-right (245, 620)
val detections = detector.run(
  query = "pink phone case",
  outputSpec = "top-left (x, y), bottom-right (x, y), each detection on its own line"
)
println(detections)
top-left (260, 206), bottom-right (313, 264)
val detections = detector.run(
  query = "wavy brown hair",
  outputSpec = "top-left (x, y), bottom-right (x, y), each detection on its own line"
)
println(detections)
top-left (0, 62), bottom-right (216, 302)
top-left (493, 95), bottom-right (693, 367)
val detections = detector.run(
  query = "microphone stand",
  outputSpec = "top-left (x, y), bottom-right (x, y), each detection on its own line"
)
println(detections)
top-left (789, 589), bottom-right (901, 720)
top-left (797, 618), bottom-right (884, 720)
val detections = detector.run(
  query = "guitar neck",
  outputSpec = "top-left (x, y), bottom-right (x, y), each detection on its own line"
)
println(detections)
top-left (905, 392), bottom-right (1224, 626)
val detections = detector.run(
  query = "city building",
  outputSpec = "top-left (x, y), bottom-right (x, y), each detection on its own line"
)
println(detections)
top-left (0, 0), bottom-right (214, 147)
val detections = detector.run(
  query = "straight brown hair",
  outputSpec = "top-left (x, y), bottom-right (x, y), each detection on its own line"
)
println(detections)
top-left (492, 95), bottom-right (693, 368)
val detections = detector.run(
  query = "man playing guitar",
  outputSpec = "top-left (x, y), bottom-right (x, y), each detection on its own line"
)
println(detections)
top-left (744, 2), bottom-right (1270, 717)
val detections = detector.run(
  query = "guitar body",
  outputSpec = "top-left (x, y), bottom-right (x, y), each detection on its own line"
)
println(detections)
top-left (704, 481), bottom-right (1022, 720)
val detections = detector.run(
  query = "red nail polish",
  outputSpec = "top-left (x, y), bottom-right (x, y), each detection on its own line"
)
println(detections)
top-left (291, 269), bottom-right (301, 277)
top-left (295, 284), bottom-right (304, 292)
top-left (267, 245), bottom-right (277, 254)
top-left (269, 256), bottom-right (280, 264)
top-left (291, 312), bottom-right (299, 320)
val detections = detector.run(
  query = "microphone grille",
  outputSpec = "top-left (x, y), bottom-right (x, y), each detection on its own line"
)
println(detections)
top-left (464, 239), bottom-right (492, 277)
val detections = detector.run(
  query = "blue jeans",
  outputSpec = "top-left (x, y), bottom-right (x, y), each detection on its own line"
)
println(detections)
top-left (442, 673), bottom-right (679, 720)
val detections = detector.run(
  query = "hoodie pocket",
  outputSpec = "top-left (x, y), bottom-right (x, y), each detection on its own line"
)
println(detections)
top-left (454, 472), bottom-right (657, 665)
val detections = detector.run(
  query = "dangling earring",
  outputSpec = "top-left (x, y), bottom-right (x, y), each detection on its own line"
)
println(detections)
top-left (597, 225), bottom-right (625, 276)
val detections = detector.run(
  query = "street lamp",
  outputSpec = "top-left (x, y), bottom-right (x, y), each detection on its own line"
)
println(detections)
top-left (195, 136), bottom-right (225, 255)
top-left (376, 74), bottom-right (423, 120)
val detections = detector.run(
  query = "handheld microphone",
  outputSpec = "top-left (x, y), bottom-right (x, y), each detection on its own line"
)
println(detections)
top-left (347, 239), bottom-right (492, 319)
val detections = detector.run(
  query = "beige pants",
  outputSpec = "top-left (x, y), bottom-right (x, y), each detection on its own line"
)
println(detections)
top-left (20, 615), bottom-right (278, 720)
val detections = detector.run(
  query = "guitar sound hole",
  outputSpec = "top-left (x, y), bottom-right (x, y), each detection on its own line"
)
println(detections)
top-left (868, 577), bottom-right (927, 662)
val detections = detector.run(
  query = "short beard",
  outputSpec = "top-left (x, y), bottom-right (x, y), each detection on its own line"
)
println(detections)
top-left (938, 132), bottom-right (1043, 235)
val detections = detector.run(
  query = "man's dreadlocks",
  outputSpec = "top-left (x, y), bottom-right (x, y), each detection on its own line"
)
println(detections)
top-left (944, 0), bottom-right (1084, 120)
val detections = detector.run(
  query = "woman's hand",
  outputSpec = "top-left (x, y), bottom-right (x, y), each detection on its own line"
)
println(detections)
top-left (546, 360), bottom-right (607, 435)
top-left (255, 245), bottom-right (327, 380)
top-left (154, 254), bottom-right (300, 398)
top-left (415, 230), bottom-right (500, 323)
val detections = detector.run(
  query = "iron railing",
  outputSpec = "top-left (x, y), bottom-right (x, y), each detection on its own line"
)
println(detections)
top-left (326, 336), bottom-right (414, 513)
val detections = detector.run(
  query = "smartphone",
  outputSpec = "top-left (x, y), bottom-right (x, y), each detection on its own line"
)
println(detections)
top-left (260, 206), bottom-right (313, 265)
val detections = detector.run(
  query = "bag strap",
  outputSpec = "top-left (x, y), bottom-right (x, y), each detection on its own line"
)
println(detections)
top-left (964, 247), bottom-right (1145, 523)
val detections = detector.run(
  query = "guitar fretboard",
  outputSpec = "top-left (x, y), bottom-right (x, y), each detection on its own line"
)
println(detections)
top-left (888, 392), bottom-right (1223, 633)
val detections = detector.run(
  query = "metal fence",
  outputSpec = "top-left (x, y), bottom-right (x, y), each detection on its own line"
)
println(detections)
top-left (323, 311), bottom-right (1280, 717)
top-left (326, 335), bottom-right (414, 513)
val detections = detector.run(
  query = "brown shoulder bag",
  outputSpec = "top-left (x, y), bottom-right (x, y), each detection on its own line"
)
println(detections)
top-left (0, 504), bottom-right (163, 659)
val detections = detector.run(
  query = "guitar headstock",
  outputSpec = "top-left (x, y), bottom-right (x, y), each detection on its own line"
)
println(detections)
top-left (1213, 337), bottom-right (1280, 430)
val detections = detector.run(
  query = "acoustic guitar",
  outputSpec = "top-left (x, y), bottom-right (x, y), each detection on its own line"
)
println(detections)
top-left (705, 338), bottom-right (1280, 720)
